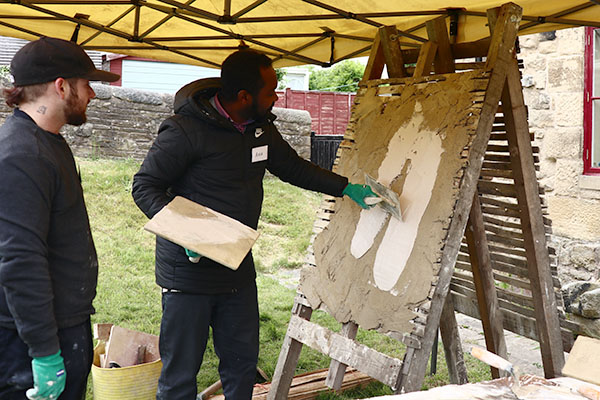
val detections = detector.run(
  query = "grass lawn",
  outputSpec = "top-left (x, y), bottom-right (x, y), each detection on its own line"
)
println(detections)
top-left (79, 158), bottom-right (490, 399)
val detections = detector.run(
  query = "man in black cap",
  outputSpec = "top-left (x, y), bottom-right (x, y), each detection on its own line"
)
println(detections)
top-left (0, 37), bottom-right (119, 400)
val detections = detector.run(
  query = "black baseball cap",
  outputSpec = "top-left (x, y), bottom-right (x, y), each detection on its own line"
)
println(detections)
top-left (10, 36), bottom-right (120, 86)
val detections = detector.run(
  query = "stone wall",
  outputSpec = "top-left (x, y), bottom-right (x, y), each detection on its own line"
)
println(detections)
top-left (0, 82), bottom-right (312, 161)
top-left (520, 27), bottom-right (600, 284)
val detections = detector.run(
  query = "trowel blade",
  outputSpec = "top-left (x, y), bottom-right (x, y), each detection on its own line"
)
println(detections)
top-left (364, 173), bottom-right (403, 220)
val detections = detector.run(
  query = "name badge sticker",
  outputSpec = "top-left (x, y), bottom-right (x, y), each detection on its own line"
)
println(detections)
top-left (252, 145), bottom-right (268, 163)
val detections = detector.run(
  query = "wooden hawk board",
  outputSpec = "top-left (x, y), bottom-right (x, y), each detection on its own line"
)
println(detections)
top-left (144, 196), bottom-right (259, 270)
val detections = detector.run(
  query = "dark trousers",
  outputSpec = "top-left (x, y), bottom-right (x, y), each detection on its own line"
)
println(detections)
top-left (156, 283), bottom-right (259, 400)
top-left (0, 319), bottom-right (93, 400)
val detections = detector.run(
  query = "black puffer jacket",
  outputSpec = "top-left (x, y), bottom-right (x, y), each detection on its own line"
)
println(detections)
top-left (132, 78), bottom-right (348, 293)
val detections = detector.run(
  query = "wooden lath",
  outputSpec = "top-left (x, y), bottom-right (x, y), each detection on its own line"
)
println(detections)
top-left (451, 108), bottom-right (580, 355)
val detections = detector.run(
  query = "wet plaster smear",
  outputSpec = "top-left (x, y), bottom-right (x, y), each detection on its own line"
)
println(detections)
top-left (300, 71), bottom-right (487, 334)
top-left (351, 103), bottom-right (442, 292)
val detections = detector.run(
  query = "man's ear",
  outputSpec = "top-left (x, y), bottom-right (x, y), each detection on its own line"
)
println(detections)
top-left (52, 78), bottom-right (68, 100)
top-left (237, 89), bottom-right (252, 105)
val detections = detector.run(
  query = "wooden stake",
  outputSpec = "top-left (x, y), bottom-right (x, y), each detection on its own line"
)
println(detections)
top-left (426, 16), bottom-right (455, 73)
top-left (465, 193), bottom-right (508, 379)
top-left (487, 3), bottom-right (565, 378)
top-left (485, 4), bottom-right (521, 71)
top-left (439, 296), bottom-right (468, 384)
top-left (267, 295), bottom-right (313, 400)
top-left (325, 322), bottom-right (358, 391)
top-left (379, 25), bottom-right (407, 78)
top-left (361, 33), bottom-right (384, 82)
top-left (502, 55), bottom-right (565, 378)
top-left (413, 41), bottom-right (437, 77)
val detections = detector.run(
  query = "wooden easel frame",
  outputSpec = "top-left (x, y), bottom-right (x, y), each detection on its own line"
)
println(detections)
top-left (267, 3), bottom-right (565, 398)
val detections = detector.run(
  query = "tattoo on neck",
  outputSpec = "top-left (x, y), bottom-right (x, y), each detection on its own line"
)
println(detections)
top-left (37, 106), bottom-right (47, 115)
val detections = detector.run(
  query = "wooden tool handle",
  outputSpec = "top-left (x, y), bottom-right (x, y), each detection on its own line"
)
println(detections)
top-left (470, 347), bottom-right (513, 373)
top-left (364, 197), bottom-right (383, 205)
top-left (198, 380), bottom-right (222, 400)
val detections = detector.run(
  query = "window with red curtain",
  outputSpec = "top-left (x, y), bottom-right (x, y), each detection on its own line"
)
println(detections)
top-left (584, 26), bottom-right (600, 175)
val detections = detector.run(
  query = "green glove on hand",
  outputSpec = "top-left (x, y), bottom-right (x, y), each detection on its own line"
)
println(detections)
top-left (342, 183), bottom-right (378, 209)
top-left (26, 351), bottom-right (66, 400)
top-left (185, 248), bottom-right (202, 263)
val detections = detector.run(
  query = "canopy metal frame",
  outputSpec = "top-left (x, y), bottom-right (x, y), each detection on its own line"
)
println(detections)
top-left (0, 0), bottom-right (598, 67)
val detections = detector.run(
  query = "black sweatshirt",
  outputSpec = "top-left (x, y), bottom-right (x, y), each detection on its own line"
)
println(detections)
top-left (0, 110), bottom-right (98, 358)
top-left (132, 78), bottom-right (348, 294)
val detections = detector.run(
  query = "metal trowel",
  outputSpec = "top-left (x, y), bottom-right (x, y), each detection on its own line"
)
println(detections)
top-left (364, 173), bottom-right (403, 220)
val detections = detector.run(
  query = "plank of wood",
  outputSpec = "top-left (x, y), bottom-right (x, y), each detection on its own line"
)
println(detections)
top-left (482, 215), bottom-right (522, 230)
top-left (413, 41), bottom-right (437, 77)
top-left (426, 16), bottom-right (455, 74)
top-left (231, 368), bottom-right (373, 400)
top-left (285, 315), bottom-right (403, 389)
top-left (267, 297), bottom-right (313, 400)
top-left (393, 37), bottom-right (490, 65)
top-left (144, 196), bottom-right (259, 270)
top-left (462, 242), bottom-right (542, 270)
top-left (361, 32), bottom-right (384, 82)
top-left (562, 336), bottom-right (600, 385)
top-left (325, 321), bottom-right (358, 390)
top-left (465, 194), bottom-right (507, 379)
top-left (493, 272), bottom-right (531, 291)
top-left (489, 132), bottom-right (535, 142)
top-left (452, 289), bottom-right (575, 354)
top-left (481, 205), bottom-right (521, 219)
top-left (480, 168), bottom-right (514, 179)
top-left (488, 243), bottom-right (528, 258)
top-left (379, 25), bottom-right (407, 78)
top-left (450, 278), bottom-right (535, 312)
top-left (484, 223), bottom-right (524, 240)
top-left (487, 144), bottom-right (540, 154)
top-left (484, 4), bottom-right (522, 71)
top-left (93, 323), bottom-right (113, 342)
top-left (438, 296), bottom-right (468, 384)
top-left (199, 380), bottom-right (223, 400)
top-left (477, 180), bottom-right (517, 198)
top-left (103, 325), bottom-right (160, 368)
top-left (480, 196), bottom-right (519, 211)
top-left (502, 52), bottom-right (565, 378)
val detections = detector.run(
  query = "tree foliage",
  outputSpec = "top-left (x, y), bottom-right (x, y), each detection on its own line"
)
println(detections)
top-left (308, 60), bottom-right (365, 92)
top-left (275, 68), bottom-right (286, 89)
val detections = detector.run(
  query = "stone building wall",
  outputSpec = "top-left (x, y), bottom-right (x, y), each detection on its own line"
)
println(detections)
top-left (521, 27), bottom-right (600, 284)
top-left (0, 82), bottom-right (312, 161)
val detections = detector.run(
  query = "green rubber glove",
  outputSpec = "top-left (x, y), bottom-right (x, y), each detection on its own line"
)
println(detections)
top-left (185, 248), bottom-right (202, 263)
top-left (342, 183), bottom-right (377, 209)
top-left (26, 350), bottom-right (66, 400)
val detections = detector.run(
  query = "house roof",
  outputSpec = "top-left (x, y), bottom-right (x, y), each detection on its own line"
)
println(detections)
top-left (0, 1), bottom-right (597, 68)
top-left (0, 36), bottom-right (104, 67)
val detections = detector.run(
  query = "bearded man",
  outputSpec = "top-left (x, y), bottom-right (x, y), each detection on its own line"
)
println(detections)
top-left (0, 37), bottom-right (119, 400)
top-left (132, 49), bottom-right (375, 400)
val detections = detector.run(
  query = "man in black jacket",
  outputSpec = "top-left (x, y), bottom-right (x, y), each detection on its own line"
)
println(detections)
top-left (0, 37), bottom-right (119, 400)
top-left (132, 49), bottom-right (374, 400)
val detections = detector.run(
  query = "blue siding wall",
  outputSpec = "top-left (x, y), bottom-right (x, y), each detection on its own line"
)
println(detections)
top-left (122, 59), bottom-right (219, 93)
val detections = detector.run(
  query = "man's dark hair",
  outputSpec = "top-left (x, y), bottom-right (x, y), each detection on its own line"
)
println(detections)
top-left (220, 50), bottom-right (273, 102)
